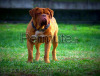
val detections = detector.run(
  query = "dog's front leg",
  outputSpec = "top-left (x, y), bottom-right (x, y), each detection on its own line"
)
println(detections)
top-left (35, 43), bottom-right (41, 61)
top-left (27, 40), bottom-right (34, 62)
top-left (44, 42), bottom-right (51, 63)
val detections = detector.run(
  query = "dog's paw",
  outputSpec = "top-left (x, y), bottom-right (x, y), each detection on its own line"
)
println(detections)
top-left (45, 60), bottom-right (50, 63)
top-left (54, 59), bottom-right (58, 61)
top-left (52, 58), bottom-right (58, 61)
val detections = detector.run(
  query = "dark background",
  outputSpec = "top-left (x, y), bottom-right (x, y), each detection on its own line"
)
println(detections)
top-left (0, 0), bottom-right (100, 24)
top-left (1, 8), bottom-right (100, 24)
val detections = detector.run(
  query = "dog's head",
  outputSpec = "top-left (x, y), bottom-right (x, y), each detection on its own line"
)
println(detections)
top-left (29, 7), bottom-right (54, 27)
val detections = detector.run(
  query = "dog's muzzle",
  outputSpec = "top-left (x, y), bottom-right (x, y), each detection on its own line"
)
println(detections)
top-left (41, 18), bottom-right (47, 26)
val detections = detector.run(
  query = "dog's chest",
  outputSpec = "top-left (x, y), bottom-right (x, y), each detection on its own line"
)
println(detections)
top-left (33, 31), bottom-right (50, 43)
top-left (35, 31), bottom-right (44, 36)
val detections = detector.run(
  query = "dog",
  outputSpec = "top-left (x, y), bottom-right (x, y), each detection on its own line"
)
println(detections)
top-left (26, 7), bottom-right (58, 63)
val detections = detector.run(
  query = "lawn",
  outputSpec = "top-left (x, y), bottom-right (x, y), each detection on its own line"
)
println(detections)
top-left (0, 23), bottom-right (100, 76)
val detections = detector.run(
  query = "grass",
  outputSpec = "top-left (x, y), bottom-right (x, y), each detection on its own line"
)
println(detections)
top-left (0, 23), bottom-right (100, 76)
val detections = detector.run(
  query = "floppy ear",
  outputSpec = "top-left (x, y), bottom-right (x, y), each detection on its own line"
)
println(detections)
top-left (47, 8), bottom-right (54, 18)
top-left (29, 9), bottom-right (35, 17)
top-left (29, 7), bottom-right (39, 18)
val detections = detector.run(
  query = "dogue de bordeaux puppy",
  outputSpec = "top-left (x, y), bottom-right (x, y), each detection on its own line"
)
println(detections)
top-left (26, 7), bottom-right (58, 63)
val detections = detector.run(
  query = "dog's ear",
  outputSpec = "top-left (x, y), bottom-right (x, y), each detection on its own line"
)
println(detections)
top-left (46, 8), bottom-right (54, 18)
top-left (29, 9), bottom-right (34, 17)
top-left (29, 7), bottom-right (39, 18)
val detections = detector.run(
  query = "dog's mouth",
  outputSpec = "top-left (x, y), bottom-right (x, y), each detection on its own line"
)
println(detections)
top-left (41, 18), bottom-right (47, 26)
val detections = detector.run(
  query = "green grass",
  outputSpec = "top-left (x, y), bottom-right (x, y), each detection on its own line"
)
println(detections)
top-left (0, 23), bottom-right (100, 76)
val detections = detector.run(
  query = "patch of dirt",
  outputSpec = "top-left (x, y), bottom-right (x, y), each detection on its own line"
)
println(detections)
top-left (59, 56), bottom-right (96, 61)
top-left (65, 57), bottom-right (94, 60)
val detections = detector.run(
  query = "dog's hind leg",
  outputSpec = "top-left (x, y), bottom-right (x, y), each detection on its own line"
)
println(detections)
top-left (52, 34), bottom-right (58, 61)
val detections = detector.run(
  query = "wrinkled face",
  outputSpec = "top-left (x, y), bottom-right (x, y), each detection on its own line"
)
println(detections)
top-left (29, 7), bottom-right (54, 27)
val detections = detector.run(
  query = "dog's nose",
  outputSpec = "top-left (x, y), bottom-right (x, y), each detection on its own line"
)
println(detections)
top-left (42, 14), bottom-right (46, 17)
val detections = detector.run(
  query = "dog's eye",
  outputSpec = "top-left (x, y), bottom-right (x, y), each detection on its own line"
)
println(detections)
top-left (46, 13), bottom-right (49, 15)
top-left (37, 13), bottom-right (41, 15)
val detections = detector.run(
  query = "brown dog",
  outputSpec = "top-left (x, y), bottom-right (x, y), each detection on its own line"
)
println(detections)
top-left (26, 7), bottom-right (58, 63)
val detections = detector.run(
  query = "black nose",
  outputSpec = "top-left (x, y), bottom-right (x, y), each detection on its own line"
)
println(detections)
top-left (42, 14), bottom-right (46, 17)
